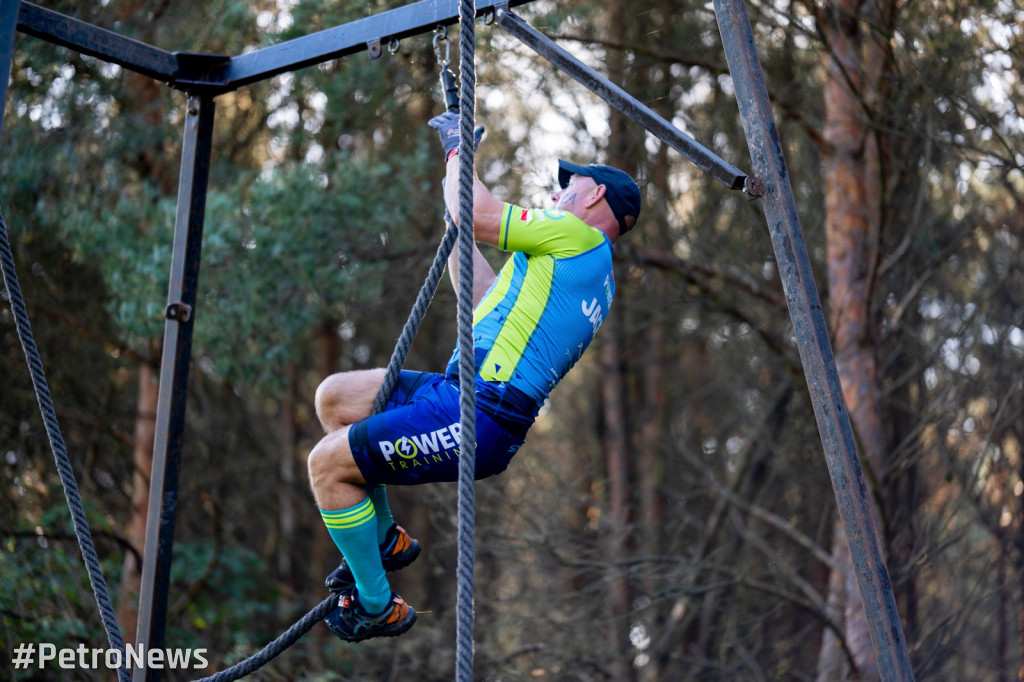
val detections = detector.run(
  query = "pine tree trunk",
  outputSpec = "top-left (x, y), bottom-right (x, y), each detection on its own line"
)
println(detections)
top-left (815, 0), bottom-right (891, 678)
top-left (116, 357), bottom-right (158, 643)
top-left (277, 364), bottom-right (299, 592)
top-left (312, 319), bottom-right (338, 582)
top-left (601, 313), bottom-right (634, 681)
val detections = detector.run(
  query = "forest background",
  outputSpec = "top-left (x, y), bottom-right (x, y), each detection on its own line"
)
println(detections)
top-left (1, 0), bottom-right (1022, 680)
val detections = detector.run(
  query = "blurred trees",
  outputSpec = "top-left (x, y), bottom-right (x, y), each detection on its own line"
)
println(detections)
top-left (2, 0), bottom-right (1022, 680)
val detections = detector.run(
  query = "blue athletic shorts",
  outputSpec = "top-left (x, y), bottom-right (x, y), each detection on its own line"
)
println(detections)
top-left (348, 371), bottom-right (528, 485)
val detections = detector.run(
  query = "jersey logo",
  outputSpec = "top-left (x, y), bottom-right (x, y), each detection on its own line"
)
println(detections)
top-left (542, 209), bottom-right (566, 221)
top-left (519, 209), bottom-right (531, 222)
top-left (581, 297), bottom-right (604, 333)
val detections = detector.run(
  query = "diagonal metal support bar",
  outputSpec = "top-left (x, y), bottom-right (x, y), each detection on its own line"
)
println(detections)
top-left (133, 94), bottom-right (216, 682)
top-left (712, 0), bottom-right (914, 680)
top-left (495, 8), bottom-right (749, 192)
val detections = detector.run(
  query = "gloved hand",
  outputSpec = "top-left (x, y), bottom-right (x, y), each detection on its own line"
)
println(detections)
top-left (428, 111), bottom-right (461, 157)
top-left (428, 111), bottom-right (486, 158)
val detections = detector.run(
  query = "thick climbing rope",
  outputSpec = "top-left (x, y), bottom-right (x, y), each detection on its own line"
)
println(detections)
top-left (454, 0), bottom-right (478, 680)
top-left (0, 209), bottom-right (131, 682)
top-left (195, 218), bottom-right (460, 682)
top-left (372, 217), bottom-right (459, 413)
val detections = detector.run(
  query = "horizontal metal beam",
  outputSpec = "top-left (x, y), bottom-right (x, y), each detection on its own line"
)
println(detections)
top-left (15, 1), bottom-right (539, 94)
top-left (496, 9), bottom-right (749, 192)
top-left (17, 2), bottom-right (180, 82)
top-left (212, 0), bottom-right (536, 92)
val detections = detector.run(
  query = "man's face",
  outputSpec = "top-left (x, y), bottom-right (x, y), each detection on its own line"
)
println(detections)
top-left (551, 174), bottom-right (598, 214)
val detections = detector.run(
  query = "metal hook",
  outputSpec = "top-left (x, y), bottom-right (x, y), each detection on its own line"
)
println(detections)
top-left (387, 37), bottom-right (400, 55)
top-left (482, 9), bottom-right (496, 25)
top-left (432, 25), bottom-right (450, 67)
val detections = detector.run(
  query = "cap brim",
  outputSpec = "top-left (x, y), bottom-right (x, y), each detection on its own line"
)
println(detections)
top-left (557, 159), bottom-right (590, 189)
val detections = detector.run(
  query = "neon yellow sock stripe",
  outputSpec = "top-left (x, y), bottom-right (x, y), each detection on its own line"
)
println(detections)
top-left (320, 498), bottom-right (375, 529)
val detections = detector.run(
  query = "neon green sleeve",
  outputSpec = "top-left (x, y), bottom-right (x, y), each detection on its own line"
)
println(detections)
top-left (498, 204), bottom-right (606, 257)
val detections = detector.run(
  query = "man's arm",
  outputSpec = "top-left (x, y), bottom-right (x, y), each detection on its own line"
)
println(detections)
top-left (447, 238), bottom-right (496, 308)
top-left (443, 154), bottom-right (501, 306)
top-left (443, 154), bottom-right (505, 246)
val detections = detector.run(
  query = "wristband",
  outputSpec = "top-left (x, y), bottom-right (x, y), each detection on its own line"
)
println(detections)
top-left (446, 148), bottom-right (460, 162)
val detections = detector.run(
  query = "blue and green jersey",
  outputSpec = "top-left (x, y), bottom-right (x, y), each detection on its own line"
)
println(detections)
top-left (446, 203), bottom-right (615, 429)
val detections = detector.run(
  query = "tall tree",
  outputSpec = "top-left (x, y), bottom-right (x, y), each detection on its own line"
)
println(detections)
top-left (809, 0), bottom-right (895, 676)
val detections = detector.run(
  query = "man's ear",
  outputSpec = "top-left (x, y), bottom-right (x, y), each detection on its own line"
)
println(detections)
top-left (585, 183), bottom-right (608, 208)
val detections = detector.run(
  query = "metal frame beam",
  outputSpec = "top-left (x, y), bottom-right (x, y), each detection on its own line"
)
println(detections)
top-left (1, 0), bottom-right (19, 133)
top-left (495, 9), bottom-right (749, 192)
top-left (210, 0), bottom-right (534, 92)
top-left (17, 2), bottom-right (180, 83)
top-left (14, 0), bottom-right (536, 94)
top-left (712, 0), bottom-right (914, 679)
top-left (132, 95), bottom-right (216, 682)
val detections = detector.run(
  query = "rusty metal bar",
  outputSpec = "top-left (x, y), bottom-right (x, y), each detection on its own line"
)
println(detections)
top-left (711, 0), bottom-right (915, 680)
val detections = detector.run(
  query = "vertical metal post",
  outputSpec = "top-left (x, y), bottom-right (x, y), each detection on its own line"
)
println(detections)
top-left (0, 0), bottom-right (19, 134)
top-left (711, 1), bottom-right (914, 680)
top-left (133, 93), bottom-right (216, 682)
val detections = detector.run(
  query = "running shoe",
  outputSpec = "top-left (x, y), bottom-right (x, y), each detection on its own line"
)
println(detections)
top-left (324, 589), bottom-right (417, 642)
top-left (325, 523), bottom-right (421, 592)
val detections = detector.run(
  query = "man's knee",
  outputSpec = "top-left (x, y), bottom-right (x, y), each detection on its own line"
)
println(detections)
top-left (315, 369), bottom-right (385, 432)
top-left (315, 375), bottom-right (345, 430)
top-left (307, 436), bottom-right (337, 488)
top-left (307, 429), bottom-right (365, 490)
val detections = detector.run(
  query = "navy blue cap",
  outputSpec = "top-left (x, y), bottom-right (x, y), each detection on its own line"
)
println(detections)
top-left (558, 159), bottom-right (641, 234)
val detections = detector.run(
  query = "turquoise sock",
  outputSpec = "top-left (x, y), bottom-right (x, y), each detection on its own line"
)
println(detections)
top-left (367, 484), bottom-right (394, 544)
top-left (321, 498), bottom-right (391, 614)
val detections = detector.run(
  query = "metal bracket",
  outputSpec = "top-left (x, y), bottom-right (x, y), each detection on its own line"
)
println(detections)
top-left (165, 302), bottom-right (192, 322)
top-left (170, 51), bottom-right (231, 93)
top-left (366, 38), bottom-right (382, 59)
top-left (743, 176), bottom-right (766, 199)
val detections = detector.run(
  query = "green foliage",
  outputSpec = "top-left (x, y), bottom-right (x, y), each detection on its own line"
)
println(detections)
top-left (1, 507), bottom-right (126, 675)
top-left (194, 145), bottom-right (439, 390)
top-left (163, 543), bottom-right (281, 649)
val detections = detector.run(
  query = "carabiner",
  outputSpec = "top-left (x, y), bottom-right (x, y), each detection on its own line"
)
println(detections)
top-left (433, 25), bottom-right (450, 67)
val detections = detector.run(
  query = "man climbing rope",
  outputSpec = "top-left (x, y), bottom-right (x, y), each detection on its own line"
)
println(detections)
top-left (307, 110), bottom-right (641, 642)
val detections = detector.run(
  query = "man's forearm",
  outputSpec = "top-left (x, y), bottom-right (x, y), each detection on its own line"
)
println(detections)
top-left (443, 154), bottom-right (504, 245)
top-left (447, 240), bottom-right (496, 308)
top-left (444, 154), bottom-right (487, 225)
